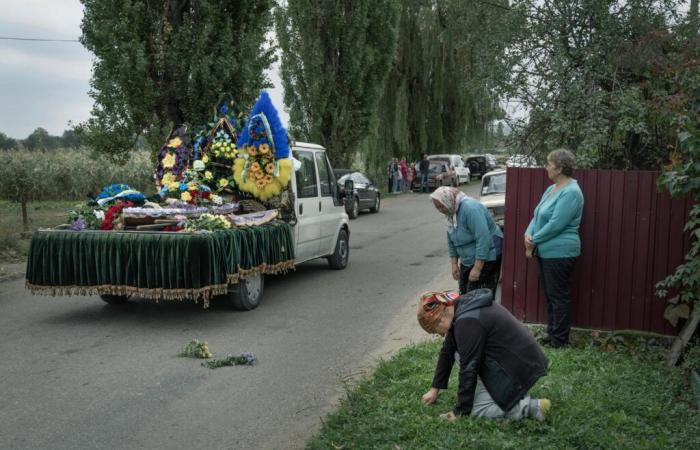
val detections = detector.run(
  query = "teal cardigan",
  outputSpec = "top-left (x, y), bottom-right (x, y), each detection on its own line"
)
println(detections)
top-left (525, 180), bottom-right (584, 258)
top-left (447, 198), bottom-right (503, 266)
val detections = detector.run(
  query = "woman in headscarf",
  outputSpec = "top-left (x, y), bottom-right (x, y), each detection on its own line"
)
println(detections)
top-left (431, 187), bottom-right (503, 294)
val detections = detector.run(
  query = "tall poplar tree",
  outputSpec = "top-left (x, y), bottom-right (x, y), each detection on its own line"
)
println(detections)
top-left (275, 0), bottom-right (400, 167)
top-left (79, 0), bottom-right (275, 158)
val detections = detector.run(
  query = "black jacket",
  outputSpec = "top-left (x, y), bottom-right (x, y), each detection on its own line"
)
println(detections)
top-left (431, 289), bottom-right (549, 416)
top-left (419, 159), bottom-right (430, 173)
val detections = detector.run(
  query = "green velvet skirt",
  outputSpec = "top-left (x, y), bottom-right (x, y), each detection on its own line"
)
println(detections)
top-left (25, 222), bottom-right (295, 306)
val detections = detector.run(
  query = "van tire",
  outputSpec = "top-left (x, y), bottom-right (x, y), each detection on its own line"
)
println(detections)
top-left (225, 273), bottom-right (264, 310)
top-left (100, 294), bottom-right (129, 305)
top-left (369, 195), bottom-right (380, 213)
top-left (327, 229), bottom-right (349, 270)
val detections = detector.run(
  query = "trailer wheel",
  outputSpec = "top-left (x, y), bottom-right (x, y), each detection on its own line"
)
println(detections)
top-left (100, 294), bottom-right (130, 305)
top-left (226, 273), bottom-right (264, 310)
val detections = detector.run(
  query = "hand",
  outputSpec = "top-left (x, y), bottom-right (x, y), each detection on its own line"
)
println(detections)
top-left (468, 266), bottom-right (481, 282)
top-left (451, 264), bottom-right (460, 281)
top-left (524, 234), bottom-right (534, 247)
top-left (439, 411), bottom-right (457, 422)
top-left (421, 388), bottom-right (439, 405)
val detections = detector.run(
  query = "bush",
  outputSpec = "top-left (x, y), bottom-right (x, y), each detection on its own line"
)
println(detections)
top-left (0, 149), bottom-right (155, 202)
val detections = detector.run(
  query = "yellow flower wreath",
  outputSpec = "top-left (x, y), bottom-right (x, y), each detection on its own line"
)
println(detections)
top-left (233, 158), bottom-right (293, 201)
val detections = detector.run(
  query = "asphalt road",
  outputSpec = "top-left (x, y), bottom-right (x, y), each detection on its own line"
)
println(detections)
top-left (0, 182), bottom-right (481, 450)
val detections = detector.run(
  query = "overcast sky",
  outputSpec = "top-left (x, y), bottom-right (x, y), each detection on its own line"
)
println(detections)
top-left (0, 0), bottom-right (288, 139)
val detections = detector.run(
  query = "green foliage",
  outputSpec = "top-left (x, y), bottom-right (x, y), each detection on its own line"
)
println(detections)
top-left (504, 0), bottom-right (687, 169)
top-left (656, 77), bottom-right (700, 308)
top-left (78, 0), bottom-right (276, 159)
top-left (362, 0), bottom-right (513, 174)
top-left (0, 149), bottom-right (153, 203)
top-left (275, 0), bottom-right (400, 168)
top-left (0, 132), bottom-right (17, 150)
top-left (307, 341), bottom-right (700, 449)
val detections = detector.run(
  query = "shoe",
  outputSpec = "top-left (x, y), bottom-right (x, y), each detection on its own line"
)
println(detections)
top-left (533, 398), bottom-right (551, 422)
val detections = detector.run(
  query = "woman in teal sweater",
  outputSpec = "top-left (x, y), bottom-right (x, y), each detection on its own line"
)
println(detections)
top-left (524, 149), bottom-right (584, 348)
top-left (431, 187), bottom-right (503, 295)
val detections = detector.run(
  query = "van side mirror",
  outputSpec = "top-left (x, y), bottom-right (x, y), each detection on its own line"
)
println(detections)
top-left (344, 179), bottom-right (354, 192)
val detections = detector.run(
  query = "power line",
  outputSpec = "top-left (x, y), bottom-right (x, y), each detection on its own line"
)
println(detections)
top-left (0, 36), bottom-right (80, 43)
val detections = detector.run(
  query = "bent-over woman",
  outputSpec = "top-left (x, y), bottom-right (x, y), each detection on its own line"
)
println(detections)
top-left (431, 187), bottom-right (503, 295)
top-left (524, 149), bottom-right (584, 348)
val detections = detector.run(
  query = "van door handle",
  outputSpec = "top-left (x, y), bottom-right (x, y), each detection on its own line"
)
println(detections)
top-left (319, 201), bottom-right (322, 212)
top-left (299, 204), bottom-right (303, 215)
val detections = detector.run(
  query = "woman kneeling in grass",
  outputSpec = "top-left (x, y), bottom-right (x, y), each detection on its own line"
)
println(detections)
top-left (417, 289), bottom-right (551, 421)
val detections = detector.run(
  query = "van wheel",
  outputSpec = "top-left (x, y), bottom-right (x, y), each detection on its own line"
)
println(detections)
top-left (224, 273), bottom-right (264, 310)
top-left (327, 229), bottom-right (349, 270)
top-left (369, 195), bottom-right (380, 213)
top-left (100, 294), bottom-right (129, 305)
top-left (347, 197), bottom-right (359, 219)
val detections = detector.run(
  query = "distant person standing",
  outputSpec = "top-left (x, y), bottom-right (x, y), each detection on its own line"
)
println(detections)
top-left (419, 154), bottom-right (430, 193)
top-left (406, 161), bottom-right (415, 191)
top-left (524, 148), bottom-right (584, 348)
top-left (400, 158), bottom-right (408, 192)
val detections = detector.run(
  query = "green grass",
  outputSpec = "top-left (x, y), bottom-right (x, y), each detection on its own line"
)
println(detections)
top-left (0, 200), bottom-right (76, 263)
top-left (307, 342), bottom-right (700, 450)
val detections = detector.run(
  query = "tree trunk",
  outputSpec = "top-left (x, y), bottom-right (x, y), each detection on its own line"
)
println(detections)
top-left (667, 304), bottom-right (700, 367)
top-left (691, 0), bottom-right (699, 37)
top-left (21, 199), bottom-right (28, 232)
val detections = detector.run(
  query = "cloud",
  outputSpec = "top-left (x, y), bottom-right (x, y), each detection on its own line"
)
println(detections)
top-left (2, 0), bottom-right (84, 38)
top-left (0, 46), bottom-right (92, 81)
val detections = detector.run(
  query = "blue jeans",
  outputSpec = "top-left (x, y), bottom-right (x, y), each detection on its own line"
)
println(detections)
top-left (420, 173), bottom-right (429, 192)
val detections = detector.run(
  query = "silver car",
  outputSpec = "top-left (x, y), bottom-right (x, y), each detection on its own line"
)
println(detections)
top-left (479, 169), bottom-right (506, 227)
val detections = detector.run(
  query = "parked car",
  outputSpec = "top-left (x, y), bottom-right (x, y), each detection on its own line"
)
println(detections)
top-left (479, 169), bottom-right (506, 228)
top-left (333, 168), bottom-right (352, 181)
top-left (337, 171), bottom-right (380, 219)
top-left (464, 155), bottom-right (495, 179)
top-left (411, 161), bottom-right (455, 191)
top-left (506, 154), bottom-right (538, 167)
top-left (428, 154), bottom-right (470, 184)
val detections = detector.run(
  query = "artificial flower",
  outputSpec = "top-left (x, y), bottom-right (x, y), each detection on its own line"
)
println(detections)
top-left (168, 181), bottom-right (180, 192)
top-left (255, 171), bottom-right (264, 180)
top-left (202, 154), bottom-right (209, 163)
top-left (162, 173), bottom-right (176, 186)
top-left (188, 181), bottom-right (198, 191)
top-left (179, 182), bottom-right (188, 191)
top-left (259, 143), bottom-right (270, 155)
top-left (211, 194), bottom-right (223, 205)
top-left (256, 179), bottom-right (266, 188)
top-left (265, 163), bottom-right (274, 174)
top-left (219, 178), bottom-right (229, 188)
top-left (246, 145), bottom-right (257, 157)
top-left (181, 191), bottom-right (192, 202)
top-left (168, 137), bottom-right (183, 148)
top-left (204, 171), bottom-right (213, 180)
top-left (193, 160), bottom-right (205, 171)
top-left (250, 162), bottom-right (261, 173)
top-left (263, 174), bottom-right (273, 184)
top-left (162, 153), bottom-right (176, 169)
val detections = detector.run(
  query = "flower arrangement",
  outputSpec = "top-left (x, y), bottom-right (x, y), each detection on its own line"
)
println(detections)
top-left (233, 91), bottom-right (292, 201)
top-left (155, 129), bottom-right (191, 192)
top-left (185, 213), bottom-right (231, 231)
top-left (68, 204), bottom-right (105, 231)
top-left (210, 129), bottom-right (237, 159)
top-left (179, 340), bottom-right (213, 359)
top-left (95, 183), bottom-right (145, 206)
top-left (100, 201), bottom-right (134, 230)
top-left (201, 352), bottom-right (257, 369)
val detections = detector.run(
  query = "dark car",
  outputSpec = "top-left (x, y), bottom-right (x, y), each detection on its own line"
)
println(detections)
top-left (464, 155), bottom-right (495, 179)
top-left (337, 171), bottom-right (380, 219)
top-left (333, 168), bottom-right (352, 181)
top-left (411, 161), bottom-right (455, 191)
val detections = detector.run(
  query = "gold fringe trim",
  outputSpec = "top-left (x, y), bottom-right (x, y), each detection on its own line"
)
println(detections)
top-left (25, 260), bottom-right (296, 308)
top-left (226, 260), bottom-right (296, 284)
top-left (25, 281), bottom-right (229, 308)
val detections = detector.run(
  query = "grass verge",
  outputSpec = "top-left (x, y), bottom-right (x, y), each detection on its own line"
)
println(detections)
top-left (307, 342), bottom-right (700, 450)
top-left (0, 200), bottom-right (76, 263)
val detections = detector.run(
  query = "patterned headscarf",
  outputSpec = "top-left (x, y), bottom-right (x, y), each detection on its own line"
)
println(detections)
top-left (416, 290), bottom-right (459, 334)
top-left (430, 186), bottom-right (469, 230)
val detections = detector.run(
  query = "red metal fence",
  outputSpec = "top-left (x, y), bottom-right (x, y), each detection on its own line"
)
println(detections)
top-left (501, 167), bottom-right (694, 335)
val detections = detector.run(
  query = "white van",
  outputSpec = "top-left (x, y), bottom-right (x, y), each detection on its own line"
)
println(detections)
top-left (428, 154), bottom-right (471, 184)
top-left (230, 142), bottom-right (350, 309)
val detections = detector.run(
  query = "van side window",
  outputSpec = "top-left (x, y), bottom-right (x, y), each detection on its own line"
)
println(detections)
top-left (294, 150), bottom-right (318, 198)
top-left (315, 152), bottom-right (334, 197)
